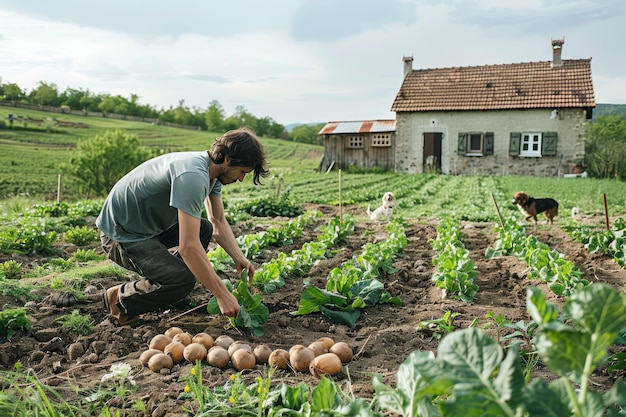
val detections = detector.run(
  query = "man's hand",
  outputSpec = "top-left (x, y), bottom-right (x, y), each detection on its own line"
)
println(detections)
top-left (217, 291), bottom-right (240, 317)
top-left (236, 260), bottom-right (256, 285)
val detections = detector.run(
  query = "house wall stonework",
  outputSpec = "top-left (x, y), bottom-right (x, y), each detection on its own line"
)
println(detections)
top-left (394, 108), bottom-right (587, 176)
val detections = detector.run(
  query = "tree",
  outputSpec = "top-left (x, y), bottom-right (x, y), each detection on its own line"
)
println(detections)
top-left (204, 100), bottom-right (225, 132)
top-left (3, 82), bottom-right (24, 102)
top-left (584, 114), bottom-right (626, 179)
top-left (63, 130), bottom-right (150, 196)
top-left (30, 81), bottom-right (59, 106)
top-left (98, 95), bottom-right (129, 115)
top-left (289, 124), bottom-right (324, 145)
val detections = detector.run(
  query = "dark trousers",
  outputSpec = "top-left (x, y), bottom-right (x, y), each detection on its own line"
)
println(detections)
top-left (100, 220), bottom-right (213, 316)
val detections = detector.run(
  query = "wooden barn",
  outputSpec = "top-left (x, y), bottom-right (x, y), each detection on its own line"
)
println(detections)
top-left (318, 120), bottom-right (396, 172)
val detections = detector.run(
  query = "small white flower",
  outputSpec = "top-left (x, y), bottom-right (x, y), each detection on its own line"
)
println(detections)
top-left (101, 362), bottom-right (132, 383)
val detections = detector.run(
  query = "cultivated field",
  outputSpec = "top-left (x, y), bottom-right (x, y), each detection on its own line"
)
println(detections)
top-left (0, 108), bottom-right (625, 416)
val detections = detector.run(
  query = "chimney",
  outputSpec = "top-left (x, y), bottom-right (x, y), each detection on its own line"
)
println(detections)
top-left (551, 38), bottom-right (565, 68)
top-left (403, 56), bottom-right (414, 78)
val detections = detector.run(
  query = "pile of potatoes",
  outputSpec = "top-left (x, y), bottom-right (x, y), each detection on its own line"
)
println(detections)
top-left (139, 326), bottom-right (353, 378)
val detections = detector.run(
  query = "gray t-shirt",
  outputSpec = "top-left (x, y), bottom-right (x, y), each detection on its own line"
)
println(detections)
top-left (96, 151), bottom-right (221, 242)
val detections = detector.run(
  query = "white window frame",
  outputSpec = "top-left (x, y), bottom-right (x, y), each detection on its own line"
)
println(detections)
top-left (466, 133), bottom-right (484, 156)
top-left (520, 133), bottom-right (542, 157)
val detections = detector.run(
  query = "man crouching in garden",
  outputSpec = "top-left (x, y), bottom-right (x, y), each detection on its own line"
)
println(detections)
top-left (96, 127), bottom-right (269, 325)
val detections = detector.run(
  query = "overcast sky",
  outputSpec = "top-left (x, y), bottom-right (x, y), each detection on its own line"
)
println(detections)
top-left (0, 0), bottom-right (624, 125)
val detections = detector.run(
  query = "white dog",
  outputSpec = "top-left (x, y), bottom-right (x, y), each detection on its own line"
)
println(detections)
top-left (367, 192), bottom-right (396, 221)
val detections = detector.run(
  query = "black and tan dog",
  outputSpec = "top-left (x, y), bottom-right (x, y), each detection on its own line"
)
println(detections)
top-left (512, 192), bottom-right (559, 225)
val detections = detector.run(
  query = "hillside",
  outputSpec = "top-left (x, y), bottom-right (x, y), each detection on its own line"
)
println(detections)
top-left (0, 106), bottom-right (324, 200)
top-left (593, 103), bottom-right (626, 119)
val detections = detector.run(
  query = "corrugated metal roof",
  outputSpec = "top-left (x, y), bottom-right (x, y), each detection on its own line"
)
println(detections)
top-left (391, 59), bottom-right (594, 112)
top-left (319, 119), bottom-right (396, 135)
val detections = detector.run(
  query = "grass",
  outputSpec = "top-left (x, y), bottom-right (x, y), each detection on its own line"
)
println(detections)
top-left (1, 105), bottom-right (625, 222)
top-left (0, 105), bottom-right (323, 200)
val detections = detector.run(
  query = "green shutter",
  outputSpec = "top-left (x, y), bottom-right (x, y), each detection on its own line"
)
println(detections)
top-left (484, 132), bottom-right (494, 155)
top-left (542, 132), bottom-right (558, 156)
top-left (509, 132), bottom-right (521, 156)
top-left (458, 133), bottom-right (467, 156)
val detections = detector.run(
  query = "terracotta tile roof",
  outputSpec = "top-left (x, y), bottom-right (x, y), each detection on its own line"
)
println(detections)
top-left (319, 120), bottom-right (396, 135)
top-left (391, 59), bottom-right (594, 112)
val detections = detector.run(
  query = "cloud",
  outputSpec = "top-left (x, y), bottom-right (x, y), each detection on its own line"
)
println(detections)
top-left (0, 0), bottom-right (624, 124)
top-left (0, 0), bottom-right (301, 37)
top-left (291, 0), bottom-right (416, 41)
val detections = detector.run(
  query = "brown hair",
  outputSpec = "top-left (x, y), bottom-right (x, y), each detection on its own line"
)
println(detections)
top-left (209, 127), bottom-right (269, 185)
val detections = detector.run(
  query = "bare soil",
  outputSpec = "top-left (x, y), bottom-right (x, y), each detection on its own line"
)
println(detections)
top-left (1, 205), bottom-right (624, 416)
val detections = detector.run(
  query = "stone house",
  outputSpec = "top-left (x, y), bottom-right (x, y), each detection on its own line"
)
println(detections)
top-left (391, 39), bottom-right (595, 176)
top-left (318, 120), bottom-right (396, 172)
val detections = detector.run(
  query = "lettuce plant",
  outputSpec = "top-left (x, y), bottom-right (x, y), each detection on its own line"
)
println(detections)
top-left (374, 283), bottom-right (626, 416)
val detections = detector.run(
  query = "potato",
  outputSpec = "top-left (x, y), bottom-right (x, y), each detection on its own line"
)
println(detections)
top-left (164, 341), bottom-right (185, 363)
top-left (268, 349), bottom-right (290, 370)
top-left (231, 349), bottom-right (256, 371)
top-left (309, 353), bottom-right (342, 378)
top-left (192, 332), bottom-right (214, 349)
top-left (183, 342), bottom-right (207, 363)
top-left (148, 352), bottom-right (174, 372)
top-left (316, 337), bottom-right (335, 351)
top-left (139, 348), bottom-right (163, 366)
top-left (164, 326), bottom-right (184, 339)
top-left (214, 335), bottom-right (235, 349)
top-left (149, 334), bottom-right (172, 351)
top-left (308, 341), bottom-right (328, 357)
top-left (172, 332), bottom-right (193, 346)
top-left (228, 341), bottom-right (252, 357)
top-left (207, 346), bottom-right (230, 369)
top-left (253, 344), bottom-right (272, 365)
top-left (289, 346), bottom-right (315, 373)
top-left (329, 341), bottom-right (353, 363)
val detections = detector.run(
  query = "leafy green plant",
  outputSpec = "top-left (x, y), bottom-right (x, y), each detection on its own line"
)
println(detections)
top-left (0, 277), bottom-right (38, 303)
top-left (486, 218), bottom-right (589, 296)
top-left (56, 309), bottom-right (93, 336)
top-left (63, 225), bottom-right (97, 246)
top-left (207, 273), bottom-right (269, 336)
top-left (0, 308), bottom-right (32, 340)
top-left (564, 217), bottom-right (626, 268)
top-left (373, 283), bottom-right (626, 417)
top-left (180, 364), bottom-right (380, 417)
top-left (430, 217), bottom-right (478, 301)
top-left (252, 215), bottom-right (355, 293)
top-left (293, 221), bottom-right (405, 327)
top-left (235, 193), bottom-right (304, 217)
top-left (484, 311), bottom-right (539, 382)
top-left (0, 221), bottom-right (58, 254)
top-left (71, 248), bottom-right (105, 262)
top-left (0, 260), bottom-right (22, 279)
top-left (416, 310), bottom-right (461, 339)
top-left (31, 201), bottom-right (71, 217)
top-left (208, 210), bottom-right (321, 272)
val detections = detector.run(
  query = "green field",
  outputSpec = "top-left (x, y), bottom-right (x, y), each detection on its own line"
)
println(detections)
top-left (0, 106), bottom-right (324, 199)
top-left (1, 106), bottom-right (625, 222)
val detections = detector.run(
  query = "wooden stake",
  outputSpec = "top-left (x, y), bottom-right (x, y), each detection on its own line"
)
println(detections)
top-left (338, 169), bottom-right (343, 226)
top-left (491, 192), bottom-right (504, 229)
top-left (57, 174), bottom-right (61, 203)
top-left (603, 193), bottom-right (610, 230)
